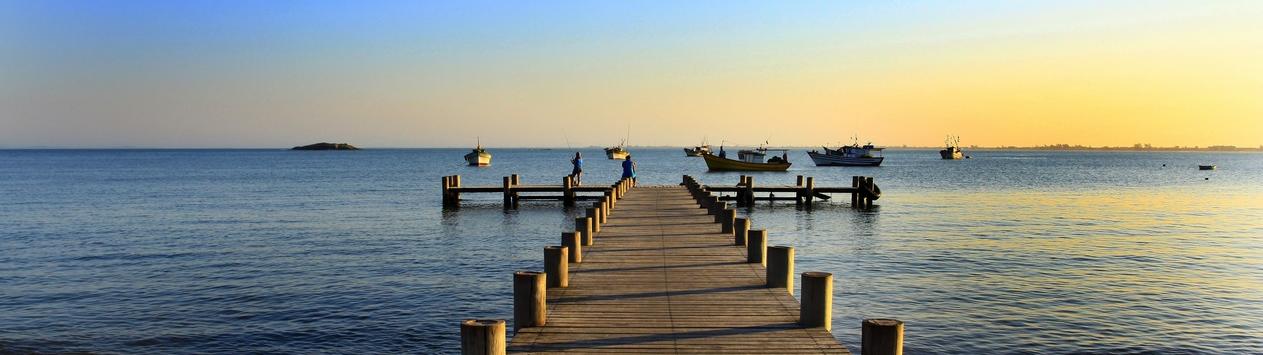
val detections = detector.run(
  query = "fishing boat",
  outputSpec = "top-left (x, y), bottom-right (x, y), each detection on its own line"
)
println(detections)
top-left (683, 140), bottom-right (711, 157)
top-left (464, 142), bottom-right (491, 166)
top-left (940, 135), bottom-right (964, 160)
top-left (808, 143), bottom-right (884, 166)
top-left (701, 152), bottom-right (791, 171)
top-left (605, 143), bottom-right (629, 160)
top-left (1199, 165), bottom-right (1216, 170)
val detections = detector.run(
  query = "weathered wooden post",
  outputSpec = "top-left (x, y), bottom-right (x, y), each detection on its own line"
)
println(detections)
top-left (513, 271), bottom-right (546, 330)
top-left (865, 176), bottom-right (875, 208)
top-left (452, 175), bottom-right (461, 188)
top-left (562, 177), bottom-right (575, 207)
top-left (461, 319), bottom-right (506, 355)
top-left (510, 174), bottom-right (520, 186)
top-left (804, 176), bottom-right (816, 206)
top-left (450, 175), bottom-right (461, 207)
top-left (746, 229), bottom-right (767, 266)
top-left (587, 207), bottom-right (601, 234)
top-left (735, 175), bottom-right (747, 207)
top-left (708, 196), bottom-right (721, 215)
top-left (795, 175), bottom-right (804, 206)
top-left (734, 217), bottom-right (750, 246)
top-left (544, 246), bottom-right (568, 288)
top-left (561, 232), bottom-right (581, 263)
top-left (862, 319), bottom-right (904, 355)
top-left (595, 201), bottom-right (607, 224)
top-left (851, 176), bottom-right (860, 207)
top-left (576, 217), bottom-right (593, 246)
top-left (767, 246), bottom-right (794, 293)
top-left (502, 176), bottom-right (513, 210)
top-left (800, 271), bottom-right (833, 331)
top-left (720, 208), bottom-right (735, 236)
top-left (713, 202), bottom-right (728, 222)
top-left (744, 176), bottom-right (755, 207)
top-left (442, 176), bottom-right (452, 208)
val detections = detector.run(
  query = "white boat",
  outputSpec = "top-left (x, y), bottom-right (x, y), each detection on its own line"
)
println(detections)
top-left (464, 144), bottom-right (491, 166)
top-left (605, 145), bottom-right (629, 160)
top-left (940, 135), bottom-right (964, 159)
top-left (808, 143), bottom-right (884, 166)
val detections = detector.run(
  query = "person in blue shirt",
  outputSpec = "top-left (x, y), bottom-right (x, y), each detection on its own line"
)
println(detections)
top-left (570, 152), bottom-right (583, 186)
top-left (621, 154), bottom-right (637, 182)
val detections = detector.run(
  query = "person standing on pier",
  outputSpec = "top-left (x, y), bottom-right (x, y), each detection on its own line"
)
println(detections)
top-left (570, 152), bottom-right (583, 185)
top-left (621, 154), bottom-right (637, 183)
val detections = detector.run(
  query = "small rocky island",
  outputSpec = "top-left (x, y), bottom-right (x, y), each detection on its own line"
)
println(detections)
top-left (291, 142), bottom-right (359, 150)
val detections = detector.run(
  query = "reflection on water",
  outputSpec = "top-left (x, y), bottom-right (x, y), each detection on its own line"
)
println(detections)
top-left (0, 149), bottom-right (1260, 353)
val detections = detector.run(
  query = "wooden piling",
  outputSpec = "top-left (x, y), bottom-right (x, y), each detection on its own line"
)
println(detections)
top-left (587, 208), bottom-right (601, 233)
top-left (804, 176), bottom-right (815, 206)
top-left (746, 229), bottom-right (767, 266)
top-left (544, 246), bottom-right (568, 288)
top-left (561, 232), bottom-right (581, 263)
top-left (851, 176), bottom-right (860, 207)
top-left (513, 271), bottom-right (546, 330)
top-left (452, 175), bottom-right (461, 188)
top-left (461, 319), bottom-right (506, 355)
top-left (744, 176), bottom-right (755, 206)
top-left (502, 177), bottom-right (513, 209)
top-left (767, 246), bottom-right (794, 293)
top-left (862, 319), bottom-right (904, 355)
top-left (576, 217), bottom-right (593, 246)
top-left (713, 201), bottom-right (728, 221)
top-left (720, 209), bottom-right (735, 236)
top-left (562, 177), bottom-right (575, 207)
top-left (865, 177), bottom-right (875, 208)
top-left (800, 271), bottom-right (833, 331)
top-left (734, 217), bottom-right (750, 246)
top-left (511, 174), bottom-right (520, 186)
top-left (595, 201), bottom-right (607, 224)
top-left (442, 176), bottom-right (452, 207)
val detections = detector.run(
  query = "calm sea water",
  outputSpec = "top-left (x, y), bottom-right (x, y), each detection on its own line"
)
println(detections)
top-left (2, 148), bottom-right (1261, 354)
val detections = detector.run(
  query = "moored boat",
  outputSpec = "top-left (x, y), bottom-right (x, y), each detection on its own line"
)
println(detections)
top-left (1199, 165), bottom-right (1216, 170)
top-left (684, 144), bottom-right (710, 157)
top-left (464, 144), bottom-right (491, 166)
top-left (605, 145), bottom-right (629, 160)
top-left (808, 143), bottom-right (884, 166)
top-left (701, 152), bottom-right (791, 171)
top-left (940, 135), bottom-right (965, 159)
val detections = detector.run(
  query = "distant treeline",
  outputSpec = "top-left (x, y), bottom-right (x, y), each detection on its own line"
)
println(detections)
top-left (958, 144), bottom-right (1263, 152)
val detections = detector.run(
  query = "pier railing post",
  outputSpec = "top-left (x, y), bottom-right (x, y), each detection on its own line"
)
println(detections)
top-left (502, 177), bottom-right (513, 210)
top-left (461, 319), bottom-right (506, 355)
top-left (800, 272), bottom-right (833, 331)
top-left (865, 177), bottom-right (875, 208)
top-left (862, 319), bottom-right (904, 355)
top-left (563, 177), bottom-right (575, 207)
top-left (805, 176), bottom-right (815, 207)
top-left (745, 176), bottom-right (755, 207)
top-left (746, 229), bottom-right (767, 266)
top-left (544, 246), bottom-right (569, 288)
top-left (577, 217), bottom-right (593, 246)
top-left (513, 271), bottom-right (546, 330)
top-left (442, 176), bottom-right (452, 207)
top-left (795, 175), bottom-right (804, 206)
top-left (587, 207), bottom-right (601, 234)
top-left (851, 176), bottom-right (860, 207)
top-left (561, 232), bottom-right (581, 263)
top-left (595, 201), bottom-right (607, 224)
top-left (720, 208), bottom-right (735, 236)
top-left (767, 246), bottom-right (794, 293)
top-left (713, 201), bottom-right (728, 221)
top-left (734, 218), bottom-right (750, 246)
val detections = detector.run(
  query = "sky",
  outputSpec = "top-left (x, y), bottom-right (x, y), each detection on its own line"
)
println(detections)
top-left (1, 0), bottom-right (1261, 148)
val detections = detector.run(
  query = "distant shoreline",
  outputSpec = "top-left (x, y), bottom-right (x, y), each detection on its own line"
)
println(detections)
top-left (1, 146), bottom-right (1260, 152)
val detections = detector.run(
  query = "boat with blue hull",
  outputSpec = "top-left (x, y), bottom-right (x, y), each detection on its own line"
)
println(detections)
top-left (808, 143), bottom-right (884, 166)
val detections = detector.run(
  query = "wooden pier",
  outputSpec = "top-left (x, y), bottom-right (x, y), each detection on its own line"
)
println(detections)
top-left (442, 174), bottom-right (623, 209)
top-left (701, 175), bottom-right (881, 209)
top-left (459, 176), bottom-right (904, 355)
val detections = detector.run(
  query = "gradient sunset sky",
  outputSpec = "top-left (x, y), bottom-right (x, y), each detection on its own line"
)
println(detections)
top-left (2, 1), bottom-right (1260, 148)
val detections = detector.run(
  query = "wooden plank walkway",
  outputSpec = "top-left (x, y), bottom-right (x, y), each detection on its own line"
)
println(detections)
top-left (509, 186), bottom-right (850, 354)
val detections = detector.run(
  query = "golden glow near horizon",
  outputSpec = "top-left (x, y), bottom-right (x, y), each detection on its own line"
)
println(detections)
top-left (1, 1), bottom-right (1260, 148)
